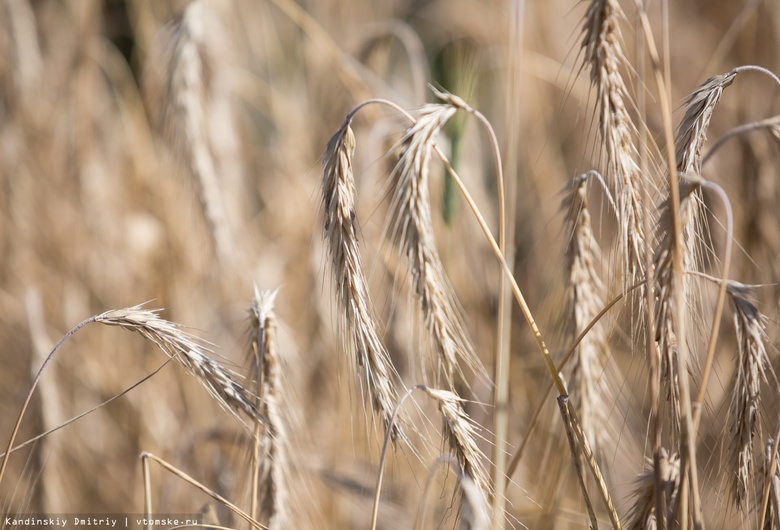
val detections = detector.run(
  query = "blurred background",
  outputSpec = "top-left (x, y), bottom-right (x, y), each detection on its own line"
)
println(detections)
top-left (1, 0), bottom-right (779, 528)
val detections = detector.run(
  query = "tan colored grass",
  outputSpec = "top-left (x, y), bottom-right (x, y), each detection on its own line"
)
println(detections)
top-left (387, 103), bottom-right (482, 390)
top-left (154, 0), bottom-right (239, 265)
top-left (321, 122), bottom-right (403, 442)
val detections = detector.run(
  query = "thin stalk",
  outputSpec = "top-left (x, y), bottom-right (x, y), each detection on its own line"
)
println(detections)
top-left (760, 424), bottom-right (780, 530)
top-left (0, 359), bottom-right (173, 459)
top-left (0, 315), bottom-right (97, 491)
top-left (691, 178), bottom-right (733, 435)
top-left (141, 452), bottom-right (265, 530)
top-left (504, 280), bottom-right (646, 487)
top-left (636, 2), bottom-right (663, 525)
top-left (492, 2), bottom-right (523, 525)
top-left (142, 453), bottom-right (152, 530)
top-left (370, 385), bottom-right (424, 530)
top-left (558, 396), bottom-right (599, 529)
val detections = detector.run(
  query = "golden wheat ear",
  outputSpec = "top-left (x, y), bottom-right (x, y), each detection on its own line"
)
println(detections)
top-left (387, 102), bottom-right (485, 391)
top-left (321, 122), bottom-right (403, 443)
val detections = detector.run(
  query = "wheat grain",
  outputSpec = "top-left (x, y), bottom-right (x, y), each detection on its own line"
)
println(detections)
top-left (422, 387), bottom-right (489, 494)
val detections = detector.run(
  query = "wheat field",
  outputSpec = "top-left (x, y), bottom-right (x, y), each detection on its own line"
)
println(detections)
top-left (1, 0), bottom-right (780, 529)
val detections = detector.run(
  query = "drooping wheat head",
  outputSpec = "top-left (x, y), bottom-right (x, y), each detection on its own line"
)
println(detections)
top-left (422, 387), bottom-right (489, 495)
top-left (96, 305), bottom-right (261, 424)
top-left (387, 103), bottom-right (483, 391)
top-left (321, 121), bottom-right (402, 442)
top-left (726, 281), bottom-right (771, 509)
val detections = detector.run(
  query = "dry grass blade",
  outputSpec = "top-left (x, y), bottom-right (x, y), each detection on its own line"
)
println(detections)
top-left (249, 288), bottom-right (289, 529)
top-left (321, 122), bottom-right (402, 442)
top-left (388, 103), bottom-right (484, 390)
top-left (580, 0), bottom-right (646, 281)
top-left (725, 281), bottom-right (770, 509)
top-left (562, 172), bottom-right (612, 460)
top-left (422, 387), bottom-right (489, 495)
top-left (96, 305), bottom-right (261, 424)
top-left (627, 449), bottom-right (680, 530)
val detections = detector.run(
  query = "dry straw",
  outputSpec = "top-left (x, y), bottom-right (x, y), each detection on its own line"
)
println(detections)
top-left (321, 121), bottom-right (402, 441)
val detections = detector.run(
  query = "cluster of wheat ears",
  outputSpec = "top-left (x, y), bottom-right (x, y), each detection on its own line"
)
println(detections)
top-left (2, 0), bottom-right (780, 528)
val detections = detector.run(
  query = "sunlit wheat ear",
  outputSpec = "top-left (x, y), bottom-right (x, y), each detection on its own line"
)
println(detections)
top-left (562, 172), bottom-right (611, 461)
top-left (163, 0), bottom-right (237, 264)
top-left (387, 103), bottom-right (484, 390)
top-left (675, 73), bottom-right (736, 175)
top-left (673, 74), bottom-right (737, 285)
top-left (96, 306), bottom-right (261, 423)
top-left (580, 0), bottom-right (646, 281)
top-left (321, 122), bottom-right (403, 442)
top-left (249, 288), bottom-right (288, 529)
top-left (725, 281), bottom-right (771, 509)
top-left (627, 449), bottom-right (680, 530)
top-left (653, 179), bottom-right (702, 444)
top-left (422, 387), bottom-right (489, 494)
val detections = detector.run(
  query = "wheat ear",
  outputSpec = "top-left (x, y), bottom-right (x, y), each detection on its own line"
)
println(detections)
top-left (725, 282), bottom-right (771, 509)
top-left (249, 288), bottom-right (289, 529)
top-left (387, 103), bottom-right (482, 390)
top-left (97, 306), bottom-right (261, 423)
top-left (165, 0), bottom-right (236, 264)
top-left (321, 122), bottom-right (402, 442)
top-left (562, 171), bottom-right (612, 460)
top-left (580, 0), bottom-right (646, 281)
